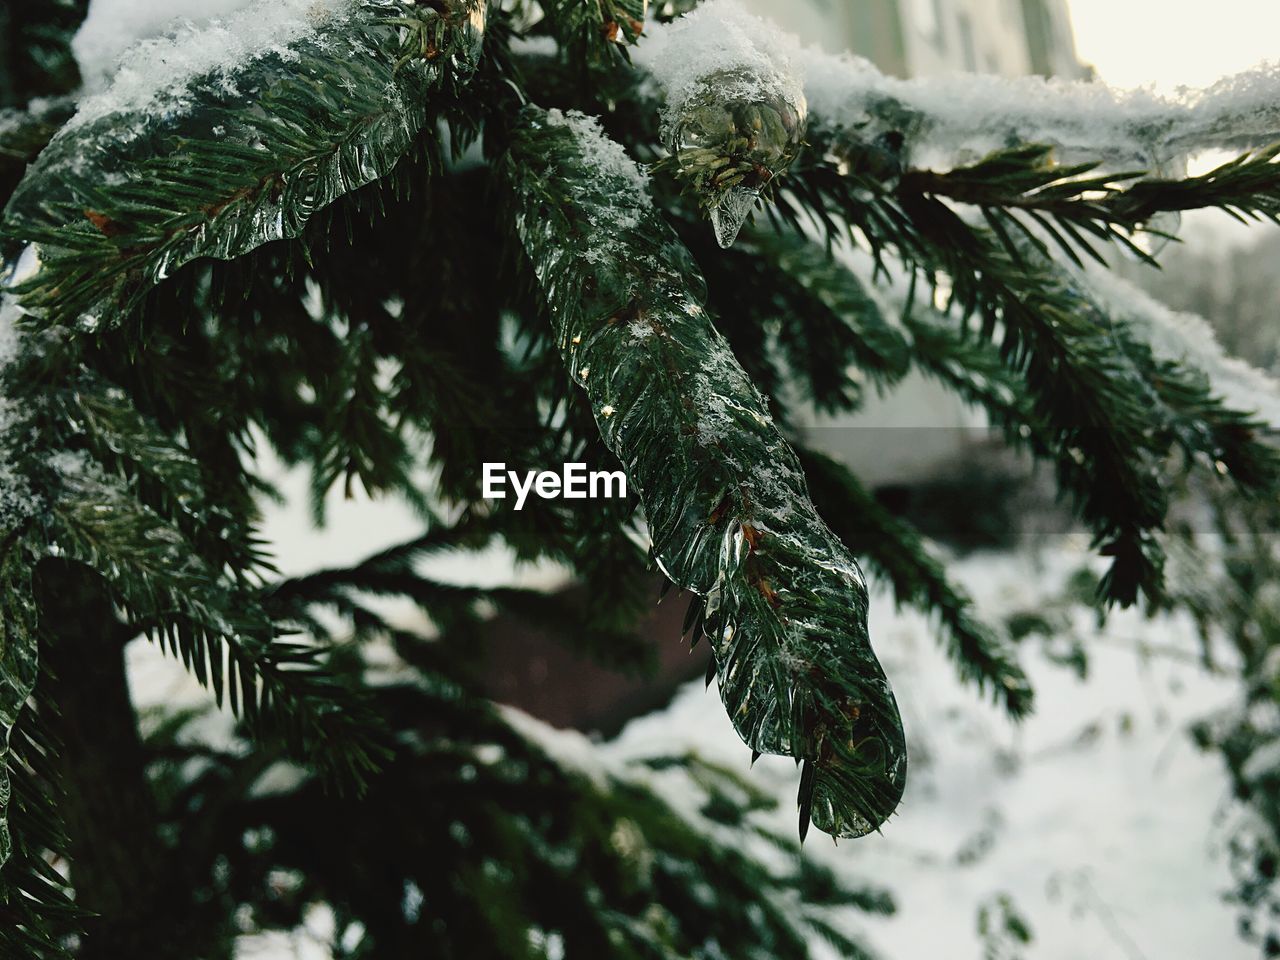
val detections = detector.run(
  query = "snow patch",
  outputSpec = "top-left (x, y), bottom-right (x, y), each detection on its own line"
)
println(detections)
top-left (545, 108), bottom-right (649, 196)
top-left (1243, 738), bottom-right (1280, 782)
top-left (1082, 266), bottom-right (1280, 428)
top-left (604, 544), bottom-right (1250, 960)
top-left (67, 0), bottom-right (349, 132)
top-left (544, 108), bottom-right (649, 241)
top-left (633, 0), bottom-right (804, 142)
top-left (497, 704), bottom-right (609, 789)
top-left (73, 0), bottom-right (261, 90)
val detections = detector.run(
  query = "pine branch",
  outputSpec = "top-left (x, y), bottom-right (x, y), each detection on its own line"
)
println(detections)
top-left (45, 365), bottom-right (273, 583)
top-left (896, 142), bottom-right (1280, 267)
top-left (0, 547), bottom-right (39, 875)
top-left (2, 0), bottom-right (486, 328)
top-left (501, 105), bottom-right (906, 839)
top-left (539, 0), bottom-right (646, 53)
top-left (46, 464), bottom-right (387, 786)
top-left (0, 713), bottom-right (78, 959)
top-left (680, 224), bottom-right (912, 415)
top-left (0, 322), bottom-right (387, 806)
top-left (906, 291), bottom-right (1280, 559)
top-left (798, 446), bottom-right (1033, 717)
top-left (308, 322), bottom-right (427, 525)
top-left (780, 163), bottom-right (1194, 605)
top-left (902, 309), bottom-right (1057, 458)
top-left (673, 235), bottom-right (1033, 712)
top-left (1108, 145), bottom-right (1280, 224)
top-left (776, 149), bottom-right (1280, 605)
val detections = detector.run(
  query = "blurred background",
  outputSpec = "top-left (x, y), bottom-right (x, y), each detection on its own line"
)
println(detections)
top-left (29, 0), bottom-right (1280, 957)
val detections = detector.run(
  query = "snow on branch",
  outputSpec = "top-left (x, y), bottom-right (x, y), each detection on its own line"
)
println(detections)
top-left (633, 0), bottom-right (804, 144)
top-left (640, 0), bottom-right (1280, 170)
top-left (1, 0), bottom-right (487, 329)
top-left (68, 0), bottom-right (348, 134)
top-left (1081, 266), bottom-right (1280, 429)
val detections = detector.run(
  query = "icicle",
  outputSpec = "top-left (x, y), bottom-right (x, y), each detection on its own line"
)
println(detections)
top-left (711, 185), bottom-right (759, 249)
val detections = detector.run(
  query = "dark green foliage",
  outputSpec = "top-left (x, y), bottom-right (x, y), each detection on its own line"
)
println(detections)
top-left (0, 553), bottom-right (40, 887)
top-left (539, 0), bottom-right (647, 55)
top-left (139, 626), bottom-right (895, 958)
top-left (3, 0), bottom-right (486, 327)
top-left (977, 892), bottom-right (1035, 960)
top-left (0, 0), bottom-right (85, 110)
top-left (0, 1), bottom-right (1279, 956)
top-left (1176, 499), bottom-right (1280, 958)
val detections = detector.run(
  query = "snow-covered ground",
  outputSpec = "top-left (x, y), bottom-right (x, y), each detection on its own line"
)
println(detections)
top-left (122, 451), bottom-right (1249, 960)
top-left (602, 543), bottom-right (1245, 959)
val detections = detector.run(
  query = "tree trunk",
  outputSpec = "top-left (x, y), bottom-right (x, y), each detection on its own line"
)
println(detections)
top-left (34, 559), bottom-right (198, 960)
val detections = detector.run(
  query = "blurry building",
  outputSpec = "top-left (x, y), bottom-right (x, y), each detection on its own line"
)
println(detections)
top-left (738, 0), bottom-right (1089, 79)
top-left (735, 0), bottom-right (1090, 488)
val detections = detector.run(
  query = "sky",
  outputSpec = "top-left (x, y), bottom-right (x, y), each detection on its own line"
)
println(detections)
top-left (1067, 0), bottom-right (1279, 91)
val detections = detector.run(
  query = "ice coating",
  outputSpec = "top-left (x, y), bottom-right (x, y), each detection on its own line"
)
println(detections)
top-left (68, 0), bottom-right (349, 131)
top-left (0, 299), bottom-right (38, 873)
top-left (505, 106), bottom-right (906, 838)
top-left (710, 185), bottom-right (760, 250)
top-left (2, 0), bottom-right (487, 328)
top-left (634, 0), bottom-right (803, 144)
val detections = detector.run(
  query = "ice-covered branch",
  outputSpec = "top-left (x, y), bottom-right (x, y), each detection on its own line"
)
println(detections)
top-left (1, 0), bottom-right (487, 329)
top-left (502, 105), bottom-right (915, 839)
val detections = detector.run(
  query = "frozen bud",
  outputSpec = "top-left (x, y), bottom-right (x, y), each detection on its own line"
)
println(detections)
top-left (639, 1), bottom-right (808, 247)
top-left (668, 71), bottom-right (808, 248)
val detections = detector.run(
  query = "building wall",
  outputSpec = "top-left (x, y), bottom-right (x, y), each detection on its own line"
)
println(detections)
top-left (1020, 0), bottom-right (1092, 79)
top-left (736, 0), bottom-right (910, 75)
top-left (738, 0), bottom-right (1087, 80)
top-left (899, 0), bottom-right (1033, 76)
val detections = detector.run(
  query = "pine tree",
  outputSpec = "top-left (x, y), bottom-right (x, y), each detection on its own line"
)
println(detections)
top-left (2, 0), bottom-right (1280, 956)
